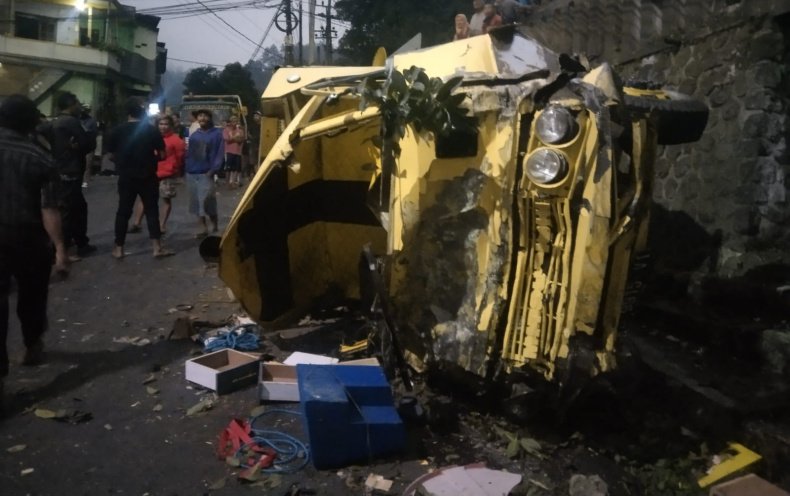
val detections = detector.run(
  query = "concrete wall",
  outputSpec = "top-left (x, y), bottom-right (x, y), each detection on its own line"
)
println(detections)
top-left (523, 0), bottom-right (790, 277)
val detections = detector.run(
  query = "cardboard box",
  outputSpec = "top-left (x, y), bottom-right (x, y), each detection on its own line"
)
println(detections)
top-left (258, 355), bottom-right (380, 402)
top-left (185, 349), bottom-right (260, 394)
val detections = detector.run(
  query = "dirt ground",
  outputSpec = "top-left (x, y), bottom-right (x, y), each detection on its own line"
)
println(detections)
top-left (0, 175), bottom-right (787, 496)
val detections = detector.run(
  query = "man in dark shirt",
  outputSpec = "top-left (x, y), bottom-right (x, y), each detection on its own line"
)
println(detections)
top-left (50, 92), bottom-right (96, 259)
top-left (0, 95), bottom-right (69, 410)
top-left (106, 97), bottom-right (174, 259)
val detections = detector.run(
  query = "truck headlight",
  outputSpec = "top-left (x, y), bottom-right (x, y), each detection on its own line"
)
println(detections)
top-left (525, 148), bottom-right (568, 185)
top-left (535, 105), bottom-right (577, 145)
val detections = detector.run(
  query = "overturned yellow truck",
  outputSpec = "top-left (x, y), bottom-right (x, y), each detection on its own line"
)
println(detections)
top-left (218, 30), bottom-right (707, 384)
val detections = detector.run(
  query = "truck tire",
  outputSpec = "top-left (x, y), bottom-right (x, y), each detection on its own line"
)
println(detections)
top-left (624, 90), bottom-right (709, 145)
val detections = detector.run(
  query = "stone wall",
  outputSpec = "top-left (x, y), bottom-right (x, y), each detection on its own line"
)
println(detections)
top-left (522, 0), bottom-right (790, 278)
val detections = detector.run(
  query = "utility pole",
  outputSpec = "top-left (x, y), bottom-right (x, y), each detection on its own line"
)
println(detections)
top-left (298, 1), bottom-right (303, 66)
top-left (324, 0), bottom-right (332, 64)
top-left (308, 0), bottom-right (316, 65)
top-left (284, 0), bottom-right (294, 66)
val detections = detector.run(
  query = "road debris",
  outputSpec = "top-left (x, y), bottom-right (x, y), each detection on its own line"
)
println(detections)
top-left (34, 408), bottom-right (92, 424)
top-left (569, 474), bottom-right (609, 496)
top-left (21, 468), bottom-right (34, 476)
top-left (364, 473), bottom-right (393, 493)
top-left (186, 393), bottom-right (218, 416)
top-left (403, 463), bottom-right (521, 496)
top-left (6, 444), bottom-right (26, 453)
top-left (698, 442), bottom-right (762, 488)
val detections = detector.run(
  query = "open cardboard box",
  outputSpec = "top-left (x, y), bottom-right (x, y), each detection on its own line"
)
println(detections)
top-left (185, 349), bottom-right (260, 394)
top-left (259, 353), bottom-right (380, 402)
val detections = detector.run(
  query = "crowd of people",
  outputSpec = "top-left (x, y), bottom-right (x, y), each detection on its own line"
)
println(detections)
top-left (454, 0), bottom-right (537, 39)
top-left (0, 92), bottom-right (254, 407)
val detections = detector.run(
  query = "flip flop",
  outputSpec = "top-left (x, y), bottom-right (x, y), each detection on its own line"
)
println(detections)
top-left (153, 249), bottom-right (176, 259)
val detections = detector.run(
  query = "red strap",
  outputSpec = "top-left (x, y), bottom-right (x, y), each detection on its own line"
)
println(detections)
top-left (216, 418), bottom-right (269, 459)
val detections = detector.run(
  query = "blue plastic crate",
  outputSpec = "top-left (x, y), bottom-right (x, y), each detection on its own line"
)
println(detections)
top-left (297, 364), bottom-right (405, 469)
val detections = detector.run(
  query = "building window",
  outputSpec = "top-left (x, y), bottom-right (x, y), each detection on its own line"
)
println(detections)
top-left (15, 13), bottom-right (56, 42)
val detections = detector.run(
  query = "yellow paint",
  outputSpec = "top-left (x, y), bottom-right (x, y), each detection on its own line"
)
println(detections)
top-left (698, 443), bottom-right (762, 488)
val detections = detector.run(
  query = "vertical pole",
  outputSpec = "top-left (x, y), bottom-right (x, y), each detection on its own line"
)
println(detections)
top-left (307, 0), bottom-right (316, 65)
top-left (325, 0), bottom-right (332, 64)
top-left (298, 1), bottom-right (303, 66)
top-left (284, 0), bottom-right (295, 66)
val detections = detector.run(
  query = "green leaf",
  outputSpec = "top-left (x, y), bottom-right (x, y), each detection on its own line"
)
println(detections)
top-left (506, 438), bottom-right (520, 458)
top-left (437, 76), bottom-right (464, 101)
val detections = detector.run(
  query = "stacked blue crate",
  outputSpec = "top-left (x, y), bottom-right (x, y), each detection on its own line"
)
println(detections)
top-left (297, 364), bottom-right (405, 469)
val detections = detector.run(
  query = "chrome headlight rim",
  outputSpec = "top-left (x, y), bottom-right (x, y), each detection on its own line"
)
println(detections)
top-left (535, 105), bottom-right (578, 145)
top-left (525, 148), bottom-right (569, 186)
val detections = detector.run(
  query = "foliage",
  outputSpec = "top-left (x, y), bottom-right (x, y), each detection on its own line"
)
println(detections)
top-left (358, 65), bottom-right (476, 156)
top-left (334, 0), bottom-right (469, 64)
top-left (357, 65), bottom-right (476, 212)
top-left (182, 63), bottom-right (259, 113)
top-left (245, 44), bottom-right (284, 92)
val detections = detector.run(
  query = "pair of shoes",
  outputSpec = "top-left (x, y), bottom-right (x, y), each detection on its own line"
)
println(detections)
top-left (76, 244), bottom-right (97, 257)
top-left (22, 340), bottom-right (44, 366)
top-left (153, 249), bottom-right (176, 259)
top-left (127, 225), bottom-right (142, 234)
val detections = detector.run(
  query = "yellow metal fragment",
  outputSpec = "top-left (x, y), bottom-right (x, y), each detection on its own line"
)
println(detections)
top-left (697, 443), bottom-right (762, 488)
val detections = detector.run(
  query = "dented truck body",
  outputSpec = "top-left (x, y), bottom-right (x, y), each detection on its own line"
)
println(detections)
top-left (218, 32), bottom-right (707, 383)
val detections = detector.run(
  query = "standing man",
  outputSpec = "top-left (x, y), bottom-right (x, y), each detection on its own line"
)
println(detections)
top-left (469, 0), bottom-right (486, 36)
top-left (129, 115), bottom-right (185, 234)
top-left (51, 92), bottom-right (96, 259)
top-left (106, 97), bottom-right (174, 259)
top-left (0, 95), bottom-right (69, 410)
top-left (482, 1), bottom-right (503, 32)
top-left (185, 109), bottom-right (223, 237)
top-left (222, 114), bottom-right (245, 188)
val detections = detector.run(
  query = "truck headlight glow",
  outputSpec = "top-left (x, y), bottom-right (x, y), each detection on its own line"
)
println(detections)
top-left (535, 105), bottom-right (577, 145)
top-left (525, 148), bottom-right (568, 185)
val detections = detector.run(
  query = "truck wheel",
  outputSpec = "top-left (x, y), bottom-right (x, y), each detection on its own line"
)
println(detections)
top-left (624, 90), bottom-right (709, 145)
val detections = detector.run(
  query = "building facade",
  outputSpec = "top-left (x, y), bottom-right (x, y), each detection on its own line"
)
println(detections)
top-left (0, 0), bottom-right (166, 127)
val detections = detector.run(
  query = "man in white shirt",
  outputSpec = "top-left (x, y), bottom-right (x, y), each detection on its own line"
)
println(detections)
top-left (469, 0), bottom-right (485, 36)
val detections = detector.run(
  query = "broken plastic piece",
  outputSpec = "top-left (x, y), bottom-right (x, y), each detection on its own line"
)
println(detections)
top-left (698, 443), bottom-right (762, 488)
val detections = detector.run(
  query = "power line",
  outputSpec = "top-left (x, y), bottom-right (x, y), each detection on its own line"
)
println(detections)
top-left (169, 56), bottom-right (227, 67)
top-left (194, 0), bottom-right (267, 48)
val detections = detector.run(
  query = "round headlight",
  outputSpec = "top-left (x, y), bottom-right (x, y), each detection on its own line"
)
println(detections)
top-left (535, 105), bottom-right (577, 145)
top-left (525, 148), bottom-right (568, 185)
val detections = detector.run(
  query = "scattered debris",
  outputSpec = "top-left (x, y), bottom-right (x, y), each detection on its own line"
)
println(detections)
top-left (185, 349), bottom-right (259, 394)
top-left (146, 386), bottom-right (160, 395)
top-left (20, 468), bottom-right (34, 476)
top-left (493, 425), bottom-right (543, 459)
top-left (142, 374), bottom-right (157, 385)
top-left (112, 336), bottom-right (151, 347)
top-left (153, 404), bottom-right (163, 412)
top-left (709, 473), bottom-right (790, 496)
top-left (6, 444), bottom-right (26, 453)
top-left (34, 408), bottom-right (92, 424)
top-left (698, 443), bottom-right (762, 488)
top-left (403, 463), bottom-right (521, 496)
top-left (364, 473), bottom-right (393, 493)
top-left (208, 477), bottom-right (227, 490)
top-left (104, 424), bottom-right (113, 431)
top-left (569, 474), bottom-right (609, 496)
top-left (186, 393), bottom-right (218, 416)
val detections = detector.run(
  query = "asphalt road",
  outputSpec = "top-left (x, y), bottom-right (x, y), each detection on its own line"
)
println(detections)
top-left (6, 174), bottom-right (780, 495)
